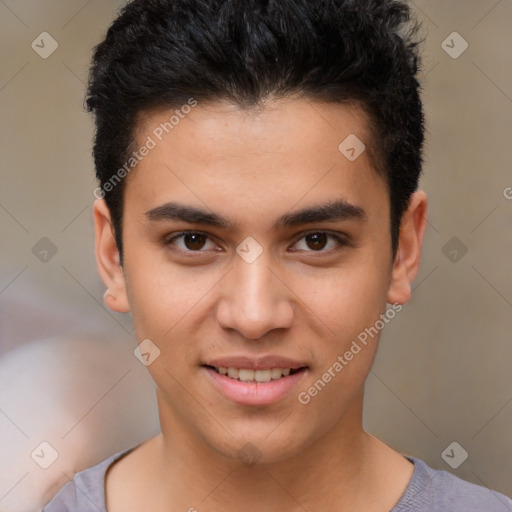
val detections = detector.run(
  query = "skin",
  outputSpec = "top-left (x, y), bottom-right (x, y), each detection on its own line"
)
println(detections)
top-left (94, 97), bottom-right (427, 512)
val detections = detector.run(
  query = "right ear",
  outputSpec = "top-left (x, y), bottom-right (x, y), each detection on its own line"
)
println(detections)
top-left (93, 198), bottom-right (130, 313)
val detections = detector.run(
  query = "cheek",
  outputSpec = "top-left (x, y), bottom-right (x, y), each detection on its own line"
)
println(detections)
top-left (290, 257), bottom-right (390, 342)
top-left (294, 271), bottom-right (388, 422)
top-left (124, 254), bottom-right (227, 367)
top-left (128, 268), bottom-right (205, 332)
top-left (289, 253), bottom-right (391, 413)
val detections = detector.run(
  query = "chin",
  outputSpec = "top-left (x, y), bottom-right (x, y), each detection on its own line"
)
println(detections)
top-left (203, 421), bottom-right (315, 467)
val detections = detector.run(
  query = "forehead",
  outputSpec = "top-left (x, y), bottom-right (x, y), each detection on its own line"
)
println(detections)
top-left (125, 98), bottom-right (388, 230)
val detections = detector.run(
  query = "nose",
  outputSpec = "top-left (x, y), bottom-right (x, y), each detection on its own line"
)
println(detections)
top-left (215, 249), bottom-right (294, 340)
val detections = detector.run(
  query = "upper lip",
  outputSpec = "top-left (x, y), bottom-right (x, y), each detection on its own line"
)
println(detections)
top-left (203, 355), bottom-right (308, 371)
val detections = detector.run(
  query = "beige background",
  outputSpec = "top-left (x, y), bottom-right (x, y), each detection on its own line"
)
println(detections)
top-left (1, 0), bottom-right (511, 507)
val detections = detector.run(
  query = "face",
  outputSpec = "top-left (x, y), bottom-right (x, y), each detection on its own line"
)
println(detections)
top-left (95, 98), bottom-right (426, 464)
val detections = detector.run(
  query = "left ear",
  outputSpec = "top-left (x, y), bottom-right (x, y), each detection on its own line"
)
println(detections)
top-left (387, 190), bottom-right (428, 305)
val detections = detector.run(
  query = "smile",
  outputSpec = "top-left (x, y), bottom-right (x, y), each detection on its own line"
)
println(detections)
top-left (202, 364), bottom-right (309, 406)
top-left (206, 365), bottom-right (303, 383)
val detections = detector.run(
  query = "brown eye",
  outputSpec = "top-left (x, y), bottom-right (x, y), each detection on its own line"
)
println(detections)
top-left (291, 232), bottom-right (347, 254)
top-left (183, 233), bottom-right (207, 250)
top-left (304, 233), bottom-right (328, 251)
top-left (165, 231), bottom-right (217, 252)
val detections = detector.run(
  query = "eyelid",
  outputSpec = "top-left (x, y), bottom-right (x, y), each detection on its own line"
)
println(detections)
top-left (289, 230), bottom-right (349, 253)
top-left (164, 230), bottom-right (221, 251)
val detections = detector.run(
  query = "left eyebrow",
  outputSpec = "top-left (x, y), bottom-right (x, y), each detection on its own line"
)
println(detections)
top-left (144, 198), bottom-right (367, 231)
top-left (275, 199), bottom-right (367, 229)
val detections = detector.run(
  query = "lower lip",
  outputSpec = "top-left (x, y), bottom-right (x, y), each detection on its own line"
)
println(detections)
top-left (203, 366), bottom-right (308, 406)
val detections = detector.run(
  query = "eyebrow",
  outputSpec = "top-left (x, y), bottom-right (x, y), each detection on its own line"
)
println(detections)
top-left (145, 198), bottom-right (367, 231)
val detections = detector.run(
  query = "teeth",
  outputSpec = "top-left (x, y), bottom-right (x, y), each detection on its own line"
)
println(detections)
top-left (254, 369), bottom-right (272, 382)
top-left (214, 366), bottom-right (295, 382)
top-left (271, 368), bottom-right (282, 379)
top-left (238, 369), bottom-right (255, 382)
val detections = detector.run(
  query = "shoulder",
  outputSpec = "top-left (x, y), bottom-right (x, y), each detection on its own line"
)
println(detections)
top-left (394, 456), bottom-right (512, 512)
top-left (41, 448), bottom-right (135, 512)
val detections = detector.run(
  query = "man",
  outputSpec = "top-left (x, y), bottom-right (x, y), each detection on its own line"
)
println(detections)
top-left (43, 0), bottom-right (512, 510)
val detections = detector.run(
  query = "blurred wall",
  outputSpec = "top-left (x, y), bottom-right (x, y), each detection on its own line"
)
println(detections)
top-left (364, 0), bottom-right (512, 497)
top-left (0, 0), bottom-right (511, 503)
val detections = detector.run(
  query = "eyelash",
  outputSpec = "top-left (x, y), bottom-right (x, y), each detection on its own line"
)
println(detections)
top-left (163, 230), bottom-right (348, 256)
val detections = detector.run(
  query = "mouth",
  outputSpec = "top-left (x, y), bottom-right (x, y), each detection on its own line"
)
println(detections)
top-left (202, 361), bottom-right (309, 406)
top-left (203, 365), bottom-right (306, 383)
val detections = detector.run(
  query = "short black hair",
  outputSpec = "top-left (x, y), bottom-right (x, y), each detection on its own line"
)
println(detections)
top-left (86, 0), bottom-right (424, 262)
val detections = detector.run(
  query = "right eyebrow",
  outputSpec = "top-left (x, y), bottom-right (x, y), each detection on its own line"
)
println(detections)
top-left (145, 202), bottom-right (232, 229)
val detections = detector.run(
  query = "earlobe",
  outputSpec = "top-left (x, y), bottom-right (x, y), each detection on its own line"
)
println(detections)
top-left (386, 190), bottom-right (428, 305)
top-left (93, 198), bottom-right (130, 313)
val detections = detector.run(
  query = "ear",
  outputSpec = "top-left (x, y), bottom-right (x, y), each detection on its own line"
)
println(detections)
top-left (93, 198), bottom-right (130, 313)
top-left (386, 190), bottom-right (428, 305)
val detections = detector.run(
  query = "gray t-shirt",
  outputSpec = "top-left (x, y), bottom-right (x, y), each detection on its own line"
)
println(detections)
top-left (42, 447), bottom-right (512, 511)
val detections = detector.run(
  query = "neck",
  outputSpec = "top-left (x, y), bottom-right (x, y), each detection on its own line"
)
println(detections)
top-left (145, 388), bottom-right (412, 512)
